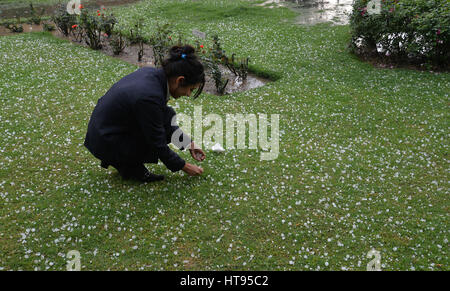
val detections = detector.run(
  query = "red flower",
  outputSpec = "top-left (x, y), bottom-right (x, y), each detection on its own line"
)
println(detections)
top-left (97, 10), bottom-right (100, 13)
top-left (72, 24), bottom-right (78, 29)
top-left (79, 4), bottom-right (84, 9)
top-left (200, 44), bottom-right (204, 48)
top-left (98, 13), bottom-right (101, 16)
top-left (360, 7), bottom-right (367, 16)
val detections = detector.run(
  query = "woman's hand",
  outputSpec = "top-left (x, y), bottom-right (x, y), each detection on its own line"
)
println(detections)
top-left (189, 142), bottom-right (206, 162)
top-left (182, 163), bottom-right (204, 176)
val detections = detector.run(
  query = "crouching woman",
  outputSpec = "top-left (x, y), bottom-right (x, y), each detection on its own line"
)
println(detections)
top-left (84, 45), bottom-right (206, 182)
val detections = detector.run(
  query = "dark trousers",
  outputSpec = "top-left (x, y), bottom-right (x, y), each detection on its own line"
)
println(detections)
top-left (95, 107), bottom-right (177, 167)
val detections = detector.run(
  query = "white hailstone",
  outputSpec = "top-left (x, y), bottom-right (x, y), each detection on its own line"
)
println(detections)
top-left (216, 234), bottom-right (224, 243)
top-left (212, 143), bottom-right (225, 153)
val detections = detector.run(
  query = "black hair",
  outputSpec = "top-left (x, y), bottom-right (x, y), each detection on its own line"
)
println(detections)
top-left (162, 45), bottom-right (205, 99)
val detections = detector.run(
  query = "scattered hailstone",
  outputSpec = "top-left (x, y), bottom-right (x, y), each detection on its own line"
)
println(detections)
top-left (211, 143), bottom-right (225, 153)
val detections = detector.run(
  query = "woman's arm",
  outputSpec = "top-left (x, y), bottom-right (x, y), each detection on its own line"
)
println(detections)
top-left (134, 98), bottom-right (186, 172)
top-left (164, 105), bottom-right (192, 150)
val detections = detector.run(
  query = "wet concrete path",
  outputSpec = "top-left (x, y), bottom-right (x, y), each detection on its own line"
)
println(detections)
top-left (258, 0), bottom-right (354, 25)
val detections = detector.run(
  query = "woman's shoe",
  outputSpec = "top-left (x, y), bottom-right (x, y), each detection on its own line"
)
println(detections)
top-left (142, 171), bottom-right (165, 183)
top-left (100, 161), bottom-right (109, 169)
top-left (114, 163), bottom-right (164, 182)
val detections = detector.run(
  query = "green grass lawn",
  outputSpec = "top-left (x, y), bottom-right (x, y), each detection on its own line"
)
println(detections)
top-left (0, 0), bottom-right (448, 271)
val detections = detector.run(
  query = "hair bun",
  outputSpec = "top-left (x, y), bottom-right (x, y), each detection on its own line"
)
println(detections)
top-left (169, 45), bottom-right (196, 61)
top-left (162, 44), bottom-right (205, 98)
top-left (181, 45), bottom-right (195, 56)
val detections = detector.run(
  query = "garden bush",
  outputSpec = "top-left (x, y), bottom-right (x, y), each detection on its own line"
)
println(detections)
top-left (2, 17), bottom-right (24, 33)
top-left (110, 26), bottom-right (128, 55)
top-left (51, 4), bottom-right (116, 49)
top-left (51, 4), bottom-right (77, 37)
top-left (349, 0), bottom-right (450, 68)
top-left (27, 3), bottom-right (45, 25)
top-left (193, 35), bottom-right (250, 94)
top-left (149, 22), bottom-right (173, 66)
top-left (43, 23), bottom-right (56, 32)
top-left (78, 7), bottom-right (117, 50)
